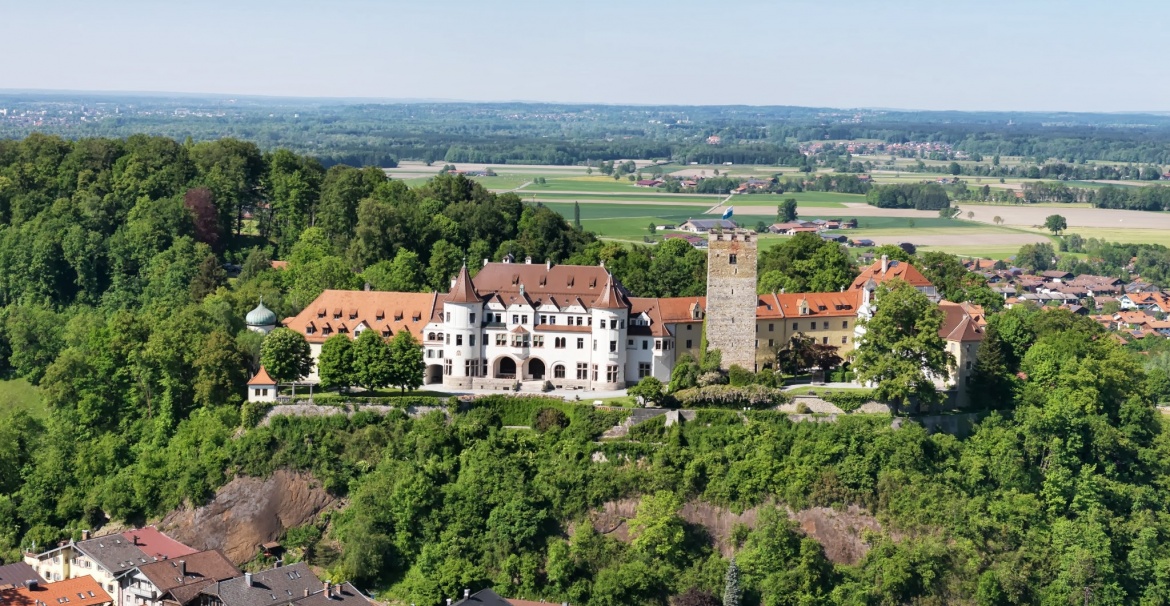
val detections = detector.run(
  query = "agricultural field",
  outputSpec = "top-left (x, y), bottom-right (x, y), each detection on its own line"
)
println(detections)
top-left (526, 192), bottom-right (719, 204)
top-left (726, 192), bottom-right (860, 207)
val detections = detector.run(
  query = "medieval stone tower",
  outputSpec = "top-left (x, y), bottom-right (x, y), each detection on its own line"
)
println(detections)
top-left (705, 228), bottom-right (758, 371)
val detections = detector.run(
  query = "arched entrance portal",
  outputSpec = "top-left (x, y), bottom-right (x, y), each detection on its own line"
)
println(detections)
top-left (528, 359), bottom-right (546, 380)
top-left (495, 357), bottom-right (517, 379)
top-left (425, 364), bottom-right (443, 385)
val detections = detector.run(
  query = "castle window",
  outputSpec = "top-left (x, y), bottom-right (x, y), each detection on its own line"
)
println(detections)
top-left (540, 315), bottom-right (547, 324)
top-left (470, 334), bottom-right (476, 347)
top-left (606, 365), bottom-right (618, 382)
top-left (554, 365), bottom-right (566, 379)
top-left (686, 339), bottom-right (693, 348)
top-left (533, 336), bottom-right (545, 347)
top-left (768, 339), bottom-right (774, 347)
top-left (729, 254), bottom-right (737, 264)
top-left (842, 336), bottom-right (848, 344)
top-left (609, 340), bottom-right (617, 352)
top-left (642, 340), bottom-right (649, 350)
top-left (842, 321), bottom-right (848, 329)
top-left (576, 363), bottom-right (588, 380)
top-left (769, 323), bottom-right (774, 331)
top-left (600, 319), bottom-right (607, 329)
top-left (512, 314), bottom-right (519, 324)
top-left (577, 338), bottom-right (585, 349)
top-left (470, 313), bottom-right (476, 324)
top-left (555, 337), bottom-right (566, 348)
top-left (822, 337), bottom-right (829, 345)
top-left (495, 334), bottom-right (507, 346)
top-left (456, 335), bottom-right (463, 346)
top-left (446, 312), bottom-right (451, 322)
top-left (655, 340), bottom-right (661, 350)
top-left (792, 322), bottom-right (798, 330)
top-left (823, 321), bottom-right (829, 329)
top-left (638, 363), bottom-right (651, 378)
top-left (444, 359), bottom-right (452, 375)
top-left (620, 320), bottom-right (625, 329)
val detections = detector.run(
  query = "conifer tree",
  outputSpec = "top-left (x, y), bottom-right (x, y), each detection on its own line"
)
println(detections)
top-left (722, 558), bottom-right (741, 606)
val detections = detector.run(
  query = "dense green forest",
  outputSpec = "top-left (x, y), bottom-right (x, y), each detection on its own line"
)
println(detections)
top-left (3, 132), bottom-right (1170, 605)
top-left (8, 94), bottom-right (1170, 167)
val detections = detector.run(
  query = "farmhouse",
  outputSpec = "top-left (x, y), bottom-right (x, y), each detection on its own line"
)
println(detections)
top-left (24, 527), bottom-right (196, 599)
top-left (678, 219), bottom-right (737, 233)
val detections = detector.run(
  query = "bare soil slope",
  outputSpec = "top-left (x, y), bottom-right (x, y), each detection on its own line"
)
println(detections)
top-left (158, 470), bottom-right (334, 564)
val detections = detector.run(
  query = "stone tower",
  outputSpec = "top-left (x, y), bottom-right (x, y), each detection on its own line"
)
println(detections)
top-left (705, 228), bottom-right (758, 371)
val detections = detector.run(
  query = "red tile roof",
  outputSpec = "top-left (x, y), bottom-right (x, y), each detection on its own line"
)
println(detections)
top-left (122, 527), bottom-right (197, 561)
top-left (447, 264), bottom-right (481, 304)
top-left (939, 301), bottom-right (986, 342)
top-left (773, 291), bottom-right (861, 318)
top-left (851, 258), bottom-right (933, 290)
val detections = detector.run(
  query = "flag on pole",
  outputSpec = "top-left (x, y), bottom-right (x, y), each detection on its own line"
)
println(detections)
top-left (722, 206), bottom-right (734, 220)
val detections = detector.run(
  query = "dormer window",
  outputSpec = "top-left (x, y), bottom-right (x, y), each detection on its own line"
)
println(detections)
top-left (316, 307), bottom-right (326, 318)
top-left (375, 309), bottom-right (385, 320)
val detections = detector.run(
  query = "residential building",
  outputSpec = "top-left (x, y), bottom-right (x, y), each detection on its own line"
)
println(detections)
top-left (196, 563), bottom-right (320, 606)
top-left (452, 588), bottom-right (553, 606)
top-left (25, 528), bottom-right (195, 599)
top-left (852, 255), bottom-right (940, 308)
top-left (0, 575), bottom-right (112, 606)
top-left (678, 219), bottom-right (737, 233)
top-left (938, 301), bottom-right (987, 404)
top-left (0, 562), bottom-right (43, 589)
top-left (286, 583), bottom-right (370, 606)
top-left (123, 551), bottom-right (238, 606)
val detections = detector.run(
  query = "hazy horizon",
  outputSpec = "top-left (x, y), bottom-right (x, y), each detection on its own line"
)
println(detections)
top-left (3, 0), bottom-right (1168, 113)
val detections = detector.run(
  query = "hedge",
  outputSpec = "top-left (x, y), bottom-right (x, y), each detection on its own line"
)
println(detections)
top-left (672, 384), bottom-right (792, 409)
top-left (289, 393), bottom-right (447, 408)
top-left (467, 395), bottom-right (631, 439)
top-left (820, 390), bottom-right (876, 413)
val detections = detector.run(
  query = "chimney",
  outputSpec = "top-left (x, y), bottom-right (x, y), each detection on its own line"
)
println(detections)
top-left (446, 600), bottom-right (452, 606)
top-left (463, 589), bottom-right (470, 599)
top-left (324, 581), bottom-right (331, 595)
top-left (131, 534), bottom-right (139, 546)
top-left (82, 530), bottom-right (90, 541)
top-left (245, 572), bottom-right (253, 587)
top-left (303, 590), bottom-right (310, 598)
top-left (482, 258), bottom-right (488, 267)
top-left (881, 254), bottom-right (889, 275)
top-left (525, 256), bottom-right (532, 264)
top-left (545, 259), bottom-right (551, 271)
top-left (274, 559), bottom-right (282, 568)
top-left (363, 282), bottom-right (371, 292)
top-left (178, 561), bottom-right (186, 577)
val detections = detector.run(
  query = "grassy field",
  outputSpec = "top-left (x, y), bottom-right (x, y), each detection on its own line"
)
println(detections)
top-left (727, 192), bottom-right (862, 207)
top-left (528, 192), bottom-right (720, 204)
top-left (0, 378), bottom-right (46, 419)
top-left (523, 177), bottom-right (645, 193)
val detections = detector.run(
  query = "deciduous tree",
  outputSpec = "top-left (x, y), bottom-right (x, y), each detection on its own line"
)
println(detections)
top-left (259, 328), bottom-right (312, 385)
top-left (853, 280), bottom-right (950, 410)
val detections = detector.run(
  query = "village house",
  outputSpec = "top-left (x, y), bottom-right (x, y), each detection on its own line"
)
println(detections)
top-left (0, 563), bottom-right (43, 590)
top-left (25, 528), bottom-right (196, 600)
top-left (1120, 292), bottom-right (1170, 313)
top-left (195, 563), bottom-right (321, 606)
top-left (0, 575), bottom-right (112, 606)
top-left (122, 551), bottom-right (238, 606)
top-left (678, 219), bottom-right (737, 233)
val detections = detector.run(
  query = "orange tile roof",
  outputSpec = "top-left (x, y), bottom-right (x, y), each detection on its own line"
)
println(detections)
top-left (851, 258), bottom-right (933, 290)
top-left (0, 576), bottom-right (111, 606)
top-left (773, 291), bottom-right (861, 318)
top-left (655, 297), bottom-right (706, 323)
top-left (1116, 311), bottom-right (1155, 326)
top-left (285, 290), bottom-right (438, 344)
top-left (247, 366), bottom-right (275, 386)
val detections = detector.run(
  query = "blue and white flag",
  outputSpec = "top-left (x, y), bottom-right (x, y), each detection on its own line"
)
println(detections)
top-left (722, 206), bottom-right (734, 220)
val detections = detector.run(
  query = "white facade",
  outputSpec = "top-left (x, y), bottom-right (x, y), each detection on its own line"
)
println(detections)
top-left (423, 297), bottom-right (641, 390)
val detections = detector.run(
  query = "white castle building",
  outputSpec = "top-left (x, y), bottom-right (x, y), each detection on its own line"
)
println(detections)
top-left (279, 257), bottom-right (706, 391)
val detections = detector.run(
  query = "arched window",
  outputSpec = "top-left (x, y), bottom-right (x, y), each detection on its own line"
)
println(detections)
top-left (553, 364), bottom-right (565, 379)
top-left (427, 332), bottom-right (436, 341)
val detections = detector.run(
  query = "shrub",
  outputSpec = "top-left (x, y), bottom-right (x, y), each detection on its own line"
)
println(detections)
top-left (672, 385), bottom-right (791, 409)
top-left (697, 371), bottom-right (727, 387)
top-left (795, 402), bottom-right (811, 414)
top-left (820, 390), bottom-right (876, 413)
top-left (240, 401), bottom-right (270, 428)
top-left (627, 414), bottom-right (668, 441)
top-left (727, 365), bottom-right (754, 387)
top-left (532, 407), bottom-right (569, 432)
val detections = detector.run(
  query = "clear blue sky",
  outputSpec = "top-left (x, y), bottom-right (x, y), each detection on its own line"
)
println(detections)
top-left (2, 0), bottom-right (1167, 111)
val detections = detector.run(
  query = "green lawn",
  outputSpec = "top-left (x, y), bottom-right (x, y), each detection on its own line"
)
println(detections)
top-left (0, 378), bottom-right (46, 419)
